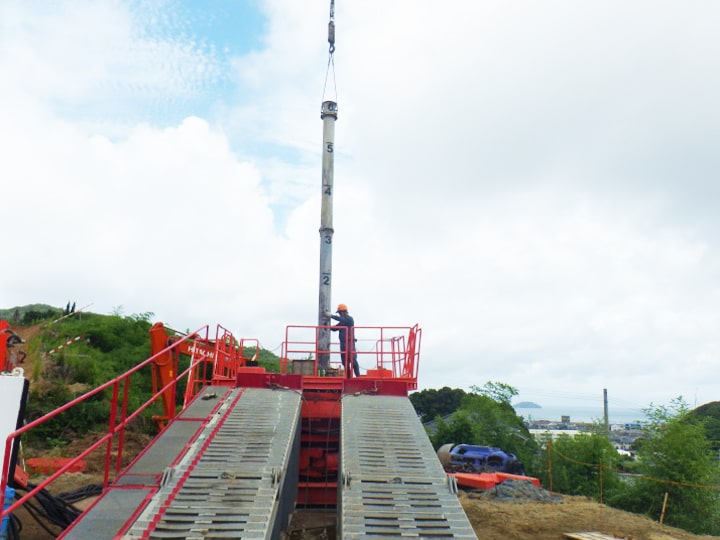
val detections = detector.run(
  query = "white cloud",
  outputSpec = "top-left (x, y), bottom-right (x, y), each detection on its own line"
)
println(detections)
top-left (3, 0), bottom-right (720, 413)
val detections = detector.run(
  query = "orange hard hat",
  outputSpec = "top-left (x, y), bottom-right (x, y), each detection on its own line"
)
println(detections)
top-left (336, 303), bottom-right (348, 312)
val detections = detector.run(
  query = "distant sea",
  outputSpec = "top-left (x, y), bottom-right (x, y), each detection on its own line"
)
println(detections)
top-left (514, 404), bottom-right (647, 425)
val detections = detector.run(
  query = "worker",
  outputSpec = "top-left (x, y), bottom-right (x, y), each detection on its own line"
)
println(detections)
top-left (327, 304), bottom-right (360, 377)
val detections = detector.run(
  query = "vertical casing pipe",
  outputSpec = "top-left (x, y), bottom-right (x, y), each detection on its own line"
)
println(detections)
top-left (318, 100), bottom-right (338, 371)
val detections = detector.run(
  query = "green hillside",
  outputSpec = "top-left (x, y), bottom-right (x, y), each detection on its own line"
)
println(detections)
top-left (0, 304), bottom-right (62, 324)
top-left (689, 400), bottom-right (720, 450)
top-left (3, 305), bottom-right (281, 447)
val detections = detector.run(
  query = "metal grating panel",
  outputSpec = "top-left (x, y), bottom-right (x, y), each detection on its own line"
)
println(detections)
top-left (117, 386), bottom-right (232, 485)
top-left (340, 395), bottom-right (477, 538)
top-left (123, 386), bottom-right (302, 539)
top-left (61, 488), bottom-right (155, 539)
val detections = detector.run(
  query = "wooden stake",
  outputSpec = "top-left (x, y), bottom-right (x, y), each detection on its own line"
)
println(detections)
top-left (659, 492), bottom-right (669, 524)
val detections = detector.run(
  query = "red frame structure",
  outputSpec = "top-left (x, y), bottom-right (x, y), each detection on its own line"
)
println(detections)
top-left (280, 324), bottom-right (421, 387)
top-left (1, 321), bottom-right (422, 520)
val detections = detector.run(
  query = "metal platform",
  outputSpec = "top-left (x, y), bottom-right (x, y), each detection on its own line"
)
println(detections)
top-left (339, 395), bottom-right (478, 538)
top-left (61, 386), bottom-right (302, 540)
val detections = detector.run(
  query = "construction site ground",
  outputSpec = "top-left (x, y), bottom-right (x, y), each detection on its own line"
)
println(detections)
top-left (459, 491), bottom-right (718, 540)
top-left (16, 441), bottom-right (719, 540)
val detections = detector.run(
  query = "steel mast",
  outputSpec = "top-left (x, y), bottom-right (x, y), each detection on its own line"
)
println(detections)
top-left (317, 1), bottom-right (337, 372)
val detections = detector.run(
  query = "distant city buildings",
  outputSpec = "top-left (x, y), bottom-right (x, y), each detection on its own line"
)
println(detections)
top-left (525, 418), bottom-right (644, 456)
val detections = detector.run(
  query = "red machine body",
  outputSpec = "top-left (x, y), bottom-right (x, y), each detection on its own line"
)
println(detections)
top-left (147, 322), bottom-right (421, 506)
top-left (0, 321), bottom-right (25, 373)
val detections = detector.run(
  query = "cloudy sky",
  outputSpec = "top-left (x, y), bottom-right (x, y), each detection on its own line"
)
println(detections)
top-left (3, 0), bottom-right (720, 419)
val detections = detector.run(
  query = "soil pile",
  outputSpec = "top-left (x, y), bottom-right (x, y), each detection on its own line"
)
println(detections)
top-left (460, 489), bottom-right (718, 540)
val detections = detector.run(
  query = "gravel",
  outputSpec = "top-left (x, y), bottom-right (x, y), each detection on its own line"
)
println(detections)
top-left (468, 479), bottom-right (563, 503)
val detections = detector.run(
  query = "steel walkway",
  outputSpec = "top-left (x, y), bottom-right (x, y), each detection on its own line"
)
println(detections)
top-left (61, 386), bottom-right (302, 540)
top-left (339, 394), bottom-right (478, 538)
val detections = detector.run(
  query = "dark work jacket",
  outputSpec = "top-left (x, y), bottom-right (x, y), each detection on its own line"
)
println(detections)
top-left (331, 313), bottom-right (354, 351)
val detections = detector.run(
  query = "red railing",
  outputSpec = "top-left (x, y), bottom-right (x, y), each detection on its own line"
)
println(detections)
top-left (0, 325), bottom-right (213, 520)
top-left (212, 324), bottom-right (244, 381)
top-left (241, 338), bottom-right (260, 363)
top-left (280, 324), bottom-right (421, 386)
top-left (182, 338), bottom-right (217, 405)
top-left (182, 327), bottom-right (259, 405)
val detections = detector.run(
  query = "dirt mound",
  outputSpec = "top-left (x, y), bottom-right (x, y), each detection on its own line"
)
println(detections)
top-left (12, 323), bottom-right (44, 343)
top-left (459, 490), bottom-right (717, 540)
top-left (471, 478), bottom-right (560, 502)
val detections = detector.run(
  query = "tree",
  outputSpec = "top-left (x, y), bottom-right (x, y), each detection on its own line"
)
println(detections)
top-left (409, 387), bottom-right (466, 423)
top-left (471, 381), bottom-right (518, 404)
top-left (612, 397), bottom-right (720, 535)
top-left (542, 431), bottom-right (621, 501)
top-left (689, 400), bottom-right (720, 452)
top-left (429, 382), bottom-right (539, 474)
top-left (431, 410), bottom-right (476, 449)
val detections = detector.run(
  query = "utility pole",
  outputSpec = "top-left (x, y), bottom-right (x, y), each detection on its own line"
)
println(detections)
top-left (603, 388), bottom-right (609, 432)
top-left (317, 102), bottom-right (338, 372)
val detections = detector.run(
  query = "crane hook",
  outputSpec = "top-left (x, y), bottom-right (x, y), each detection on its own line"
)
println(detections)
top-left (328, 0), bottom-right (336, 54)
top-left (328, 20), bottom-right (335, 54)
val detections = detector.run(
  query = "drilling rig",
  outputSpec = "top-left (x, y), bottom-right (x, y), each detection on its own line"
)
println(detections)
top-left (0, 3), bottom-right (478, 538)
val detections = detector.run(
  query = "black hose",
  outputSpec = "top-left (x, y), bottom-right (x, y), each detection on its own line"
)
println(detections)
top-left (58, 484), bottom-right (103, 505)
top-left (7, 482), bottom-right (103, 538)
top-left (5, 513), bottom-right (22, 540)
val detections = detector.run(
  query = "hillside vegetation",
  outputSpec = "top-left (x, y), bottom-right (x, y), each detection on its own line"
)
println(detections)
top-left (412, 385), bottom-right (720, 536)
top-left (0, 304), bottom-right (63, 326)
top-left (5, 308), bottom-right (281, 449)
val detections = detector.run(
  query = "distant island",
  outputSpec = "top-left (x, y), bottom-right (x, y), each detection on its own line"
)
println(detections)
top-left (514, 401), bottom-right (541, 408)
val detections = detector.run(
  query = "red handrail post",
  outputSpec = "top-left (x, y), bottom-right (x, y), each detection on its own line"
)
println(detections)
top-left (105, 380), bottom-right (119, 487)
